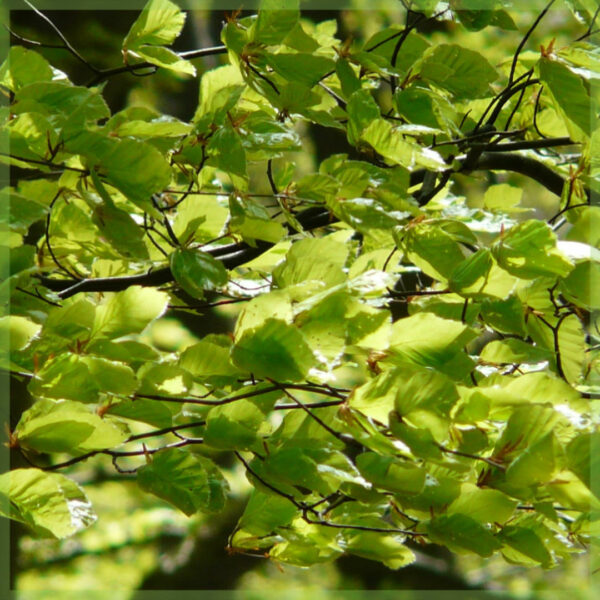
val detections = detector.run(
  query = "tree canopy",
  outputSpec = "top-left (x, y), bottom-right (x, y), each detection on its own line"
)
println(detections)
top-left (1, 0), bottom-right (599, 595)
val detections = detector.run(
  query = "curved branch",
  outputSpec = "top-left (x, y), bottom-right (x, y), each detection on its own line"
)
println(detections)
top-left (474, 151), bottom-right (570, 198)
top-left (86, 45), bottom-right (228, 86)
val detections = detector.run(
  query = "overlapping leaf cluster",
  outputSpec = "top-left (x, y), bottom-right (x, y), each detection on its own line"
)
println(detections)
top-left (1, 0), bottom-right (599, 575)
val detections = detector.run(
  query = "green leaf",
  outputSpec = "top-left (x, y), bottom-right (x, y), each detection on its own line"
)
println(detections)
top-left (396, 222), bottom-right (466, 281)
top-left (294, 173), bottom-right (340, 203)
top-left (344, 532), bottom-right (416, 570)
top-left (335, 59), bottom-right (361, 99)
top-left (419, 43), bottom-right (497, 99)
top-left (449, 249), bottom-right (493, 296)
top-left (361, 119), bottom-right (446, 171)
top-left (171, 249), bottom-right (228, 299)
top-left (116, 117), bottom-right (192, 138)
top-left (265, 53), bottom-right (335, 87)
top-left (427, 514), bottom-right (502, 557)
top-left (388, 312), bottom-right (478, 372)
top-left (447, 484), bottom-right (516, 524)
top-left (493, 220), bottom-right (573, 279)
top-left (206, 125), bottom-right (247, 179)
top-left (204, 399), bottom-right (266, 451)
top-left (351, 365), bottom-right (458, 435)
top-left (0, 315), bottom-right (40, 352)
top-left (231, 318), bottom-right (316, 382)
top-left (273, 237), bottom-right (348, 289)
top-left (0, 469), bottom-right (96, 539)
top-left (194, 64), bottom-right (244, 122)
top-left (15, 399), bottom-right (129, 454)
top-left (105, 398), bottom-right (173, 429)
top-left (356, 453), bottom-right (426, 495)
top-left (499, 526), bottom-right (553, 567)
top-left (480, 338), bottom-right (553, 365)
top-left (481, 295), bottom-right (526, 335)
top-left (92, 286), bottom-right (168, 340)
top-left (567, 432), bottom-right (600, 497)
top-left (254, 0), bottom-right (299, 46)
top-left (538, 57), bottom-right (593, 139)
top-left (237, 490), bottom-right (297, 535)
top-left (29, 354), bottom-right (139, 402)
top-left (0, 47), bottom-right (54, 92)
top-left (505, 431), bottom-right (558, 488)
top-left (123, 0), bottom-right (186, 49)
top-left (556, 313), bottom-right (586, 385)
top-left (560, 260), bottom-right (600, 309)
top-left (179, 335), bottom-right (240, 379)
top-left (137, 448), bottom-right (229, 515)
top-left (131, 46), bottom-right (196, 76)
top-left (66, 132), bottom-right (171, 206)
top-left (13, 82), bottom-right (109, 124)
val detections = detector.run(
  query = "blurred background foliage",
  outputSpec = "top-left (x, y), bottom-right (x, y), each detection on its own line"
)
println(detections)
top-left (4, 1), bottom-right (599, 597)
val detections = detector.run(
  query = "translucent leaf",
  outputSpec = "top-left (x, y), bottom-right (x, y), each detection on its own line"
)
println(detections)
top-left (231, 318), bottom-right (316, 382)
top-left (388, 312), bottom-right (478, 371)
top-left (265, 53), bottom-right (335, 86)
top-left (130, 46), bottom-right (196, 76)
top-left (170, 248), bottom-right (228, 298)
top-left (294, 173), bottom-right (340, 203)
top-left (356, 453), bottom-right (426, 495)
top-left (92, 286), bottom-right (168, 340)
top-left (137, 448), bottom-right (229, 515)
top-left (66, 133), bottom-right (172, 206)
top-left (194, 64), bottom-right (244, 122)
top-left (447, 484), bottom-right (517, 523)
top-left (29, 354), bottom-right (139, 402)
top-left (499, 526), bottom-right (553, 567)
top-left (449, 249), bottom-right (493, 296)
top-left (493, 220), bottom-right (573, 280)
top-left (179, 335), bottom-right (240, 379)
top-left (480, 295), bottom-right (526, 335)
top-left (13, 82), bottom-right (109, 123)
top-left (206, 126), bottom-right (247, 178)
top-left (505, 432), bottom-right (558, 488)
top-left (0, 46), bottom-right (54, 91)
top-left (461, 372), bottom-right (583, 415)
top-left (419, 43), bottom-right (497, 99)
top-left (344, 532), bottom-right (416, 570)
top-left (351, 365), bottom-right (458, 430)
top-left (204, 400), bottom-right (265, 451)
top-left (494, 405), bottom-right (562, 461)
top-left (556, 313), bottom-right (586, 385)
top-left (0, 469), bottom-right (96, 539)
top-left (567, 432), bottom-right (600, 497)
top-left (237, 490), bottom-right (297, 535)
top-left (273, 237), bottom-right (348, 289)
top-left (480, 338), bottom-right (553, 365)
top-left (123, 0), bottom-right (186, 49)
top-left (560, 260), bottom-right (600, 311)
top-left (427, 514), bottom-right (502, 556)
top-left (397, 222), bottom-right (466, 281)
top-left (361, 119), bottom-right (446, 171)
top-left (105, 398), bottom-right (173, 429)
top-left (116, 117), bottom-right (192, 138)
top-left (0, 315), bottom-right (40, 351)
top-left (15, 399), bottom-right (129, 454)
top-left (538, 57), bottom-right (593, 139)
top-left (254, 0), bottom-right (299, 45)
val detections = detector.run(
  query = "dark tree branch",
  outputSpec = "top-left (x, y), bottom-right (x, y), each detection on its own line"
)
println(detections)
top-left (86, 45), bottom-right (228, 86)
top-left (37, 148), bottom-right (588, 298)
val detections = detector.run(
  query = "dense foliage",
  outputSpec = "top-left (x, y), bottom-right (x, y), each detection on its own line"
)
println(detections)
top-left (1, 0), bottom-right (599, 593)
